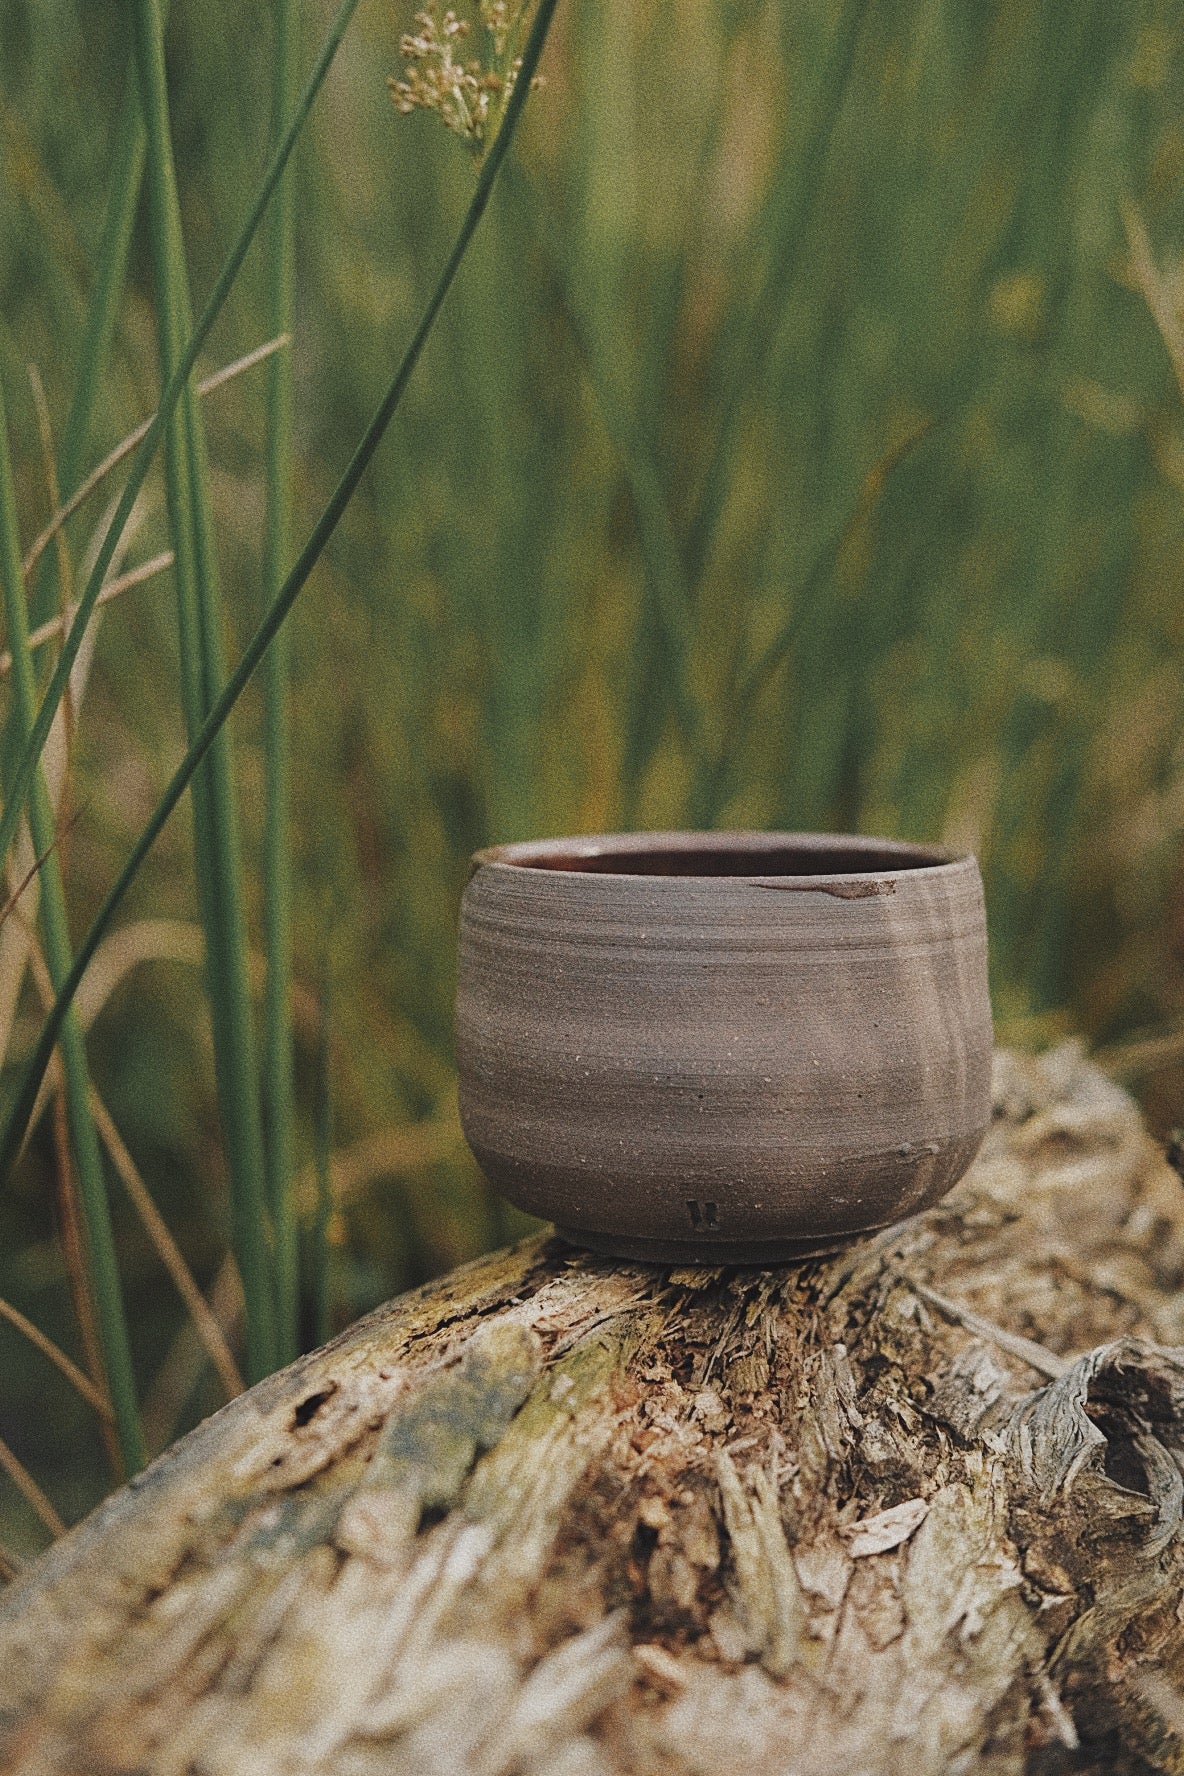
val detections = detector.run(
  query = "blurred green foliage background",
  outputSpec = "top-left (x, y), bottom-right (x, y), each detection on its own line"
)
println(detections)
top-left (2, 0), bottom-right (1184, 1551)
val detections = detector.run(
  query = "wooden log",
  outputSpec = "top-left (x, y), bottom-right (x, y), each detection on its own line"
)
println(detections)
top-left (2, 1044), bottom-right (1183, 1774)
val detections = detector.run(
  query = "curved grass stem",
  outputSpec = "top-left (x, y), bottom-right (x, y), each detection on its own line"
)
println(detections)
top-left (0, 372), bottom-right (144, 1474)
top-left (22, 338), bottom-right (287, 583)
top-left (0, 1295), bottom-right (112, 1420)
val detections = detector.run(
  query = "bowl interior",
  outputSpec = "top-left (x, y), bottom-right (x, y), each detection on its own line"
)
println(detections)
top-left (485, 834), bottom-right (958, 879)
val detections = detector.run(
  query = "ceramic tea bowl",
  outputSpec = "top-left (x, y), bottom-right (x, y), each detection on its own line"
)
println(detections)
top-left (456, 831), bottom-right (993, 1264)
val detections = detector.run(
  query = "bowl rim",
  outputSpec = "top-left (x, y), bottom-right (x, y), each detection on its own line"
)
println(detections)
top-left (469, 829), bottom-right (974, 883)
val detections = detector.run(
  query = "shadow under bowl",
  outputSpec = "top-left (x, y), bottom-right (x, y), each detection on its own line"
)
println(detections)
top-left (456, 831), bottom-right (993, 1265)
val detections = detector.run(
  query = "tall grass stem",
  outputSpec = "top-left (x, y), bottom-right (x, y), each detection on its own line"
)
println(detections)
top-left (132, 0), bottom-right (277, 1382)
top-left (684, 0), bottom-right (871, 588)
top-left (312, 944), bottom-right (332, 1351)
top-left (505, 169), bottom-right (703, 819)
top-left (263, 0), bottom-right (301, 1366)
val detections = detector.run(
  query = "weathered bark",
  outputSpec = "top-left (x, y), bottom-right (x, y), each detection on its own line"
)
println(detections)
top-left (2, 1045), bottom-right (1184, 1774)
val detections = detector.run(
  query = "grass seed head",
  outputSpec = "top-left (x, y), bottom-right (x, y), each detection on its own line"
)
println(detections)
top-left (390, 1), bottom-right (537, 152)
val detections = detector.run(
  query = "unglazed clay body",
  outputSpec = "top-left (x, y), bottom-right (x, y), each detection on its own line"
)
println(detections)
top-left (456, 831), bottom-right (992, 1262)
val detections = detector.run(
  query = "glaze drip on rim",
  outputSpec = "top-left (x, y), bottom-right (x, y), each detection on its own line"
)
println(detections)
top-left (478, 833), bottom-right (961, 880)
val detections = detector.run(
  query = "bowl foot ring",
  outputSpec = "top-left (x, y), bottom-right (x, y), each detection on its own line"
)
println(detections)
top-left (552, 1224), bottom-right (872, 1267)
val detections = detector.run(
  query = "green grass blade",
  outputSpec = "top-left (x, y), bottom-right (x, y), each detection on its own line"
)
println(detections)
top-left (263, 0), bottom-right (300, 1367)
top-left (0, 0), bottom-right (562, 1191)
top-left (28, 84), bottom-right (145, 632)
top-left (505, 169), bottom-right (703, 816)
top-left (0, 370), bottom-right (145, 1476)
top-left (688, 419), bottom-right (937, 825)
top-left (22, 0), bottom-right (175, 636)
top-left (0, 0), bottom-right (365, 893)
top-left (133, 0), bottom-right (277, 1383)
top-left (684, 0), bottom-right (871, 589)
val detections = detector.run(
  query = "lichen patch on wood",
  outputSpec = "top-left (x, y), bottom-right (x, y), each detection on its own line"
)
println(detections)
top-left (1, 1046), bottom-right (1183, 1773)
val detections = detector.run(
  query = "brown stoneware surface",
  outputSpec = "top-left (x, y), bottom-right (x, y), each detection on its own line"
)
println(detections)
top-left (456, 831), bottom-right (993, 1262)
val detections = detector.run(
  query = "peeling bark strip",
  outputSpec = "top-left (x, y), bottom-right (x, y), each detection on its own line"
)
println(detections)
top-left (2, 1045), bottom-right (1184, 1774)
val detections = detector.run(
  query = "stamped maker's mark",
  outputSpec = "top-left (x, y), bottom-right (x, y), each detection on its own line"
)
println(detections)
top-left (687, 1200), bottom-right (721, 1232)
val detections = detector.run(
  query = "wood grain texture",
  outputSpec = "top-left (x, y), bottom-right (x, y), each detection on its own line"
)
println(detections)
top-left (2, 1044), bottom-right (1183, 1773)
top-left (458, 832), bottom-right (992, 1260)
